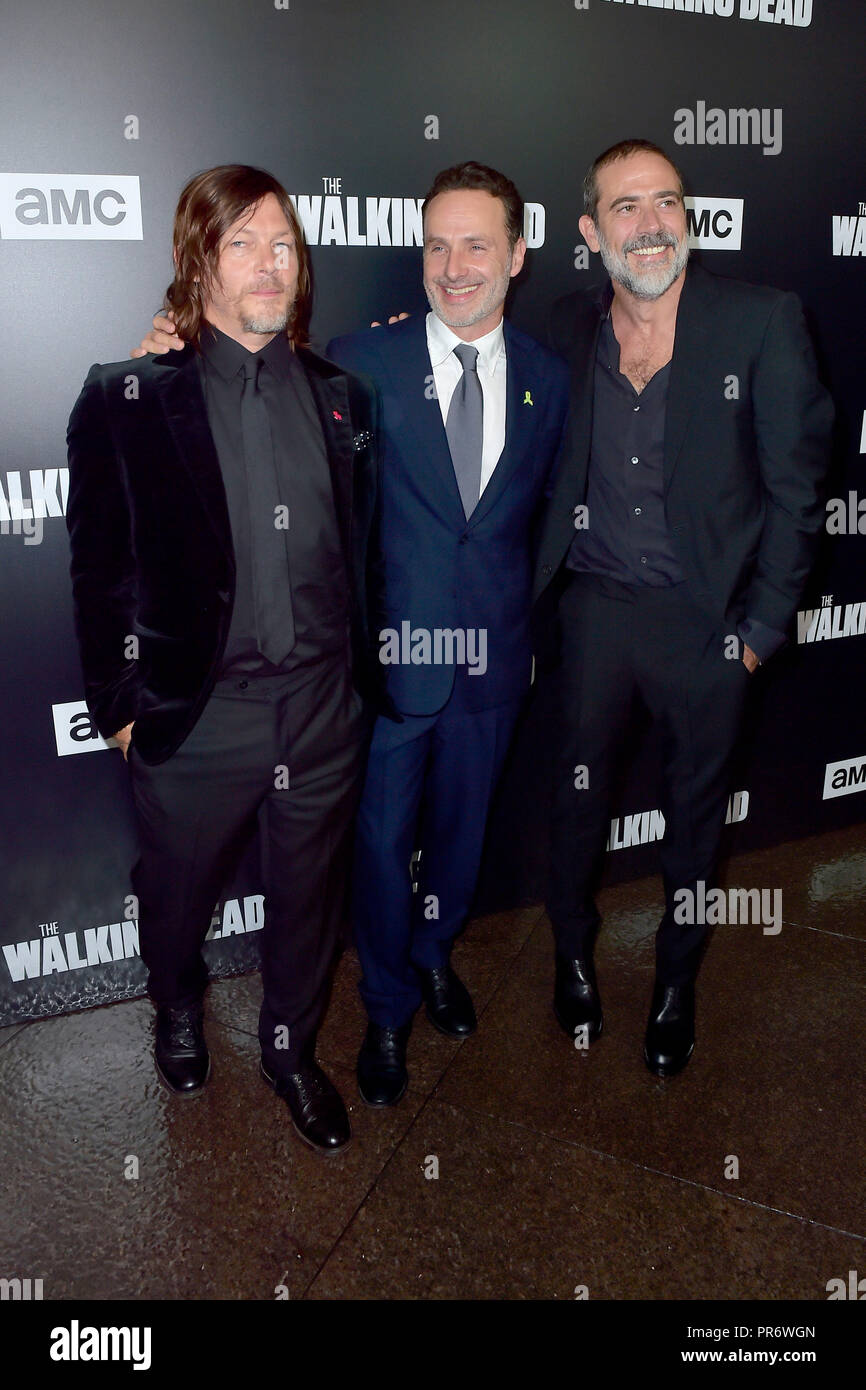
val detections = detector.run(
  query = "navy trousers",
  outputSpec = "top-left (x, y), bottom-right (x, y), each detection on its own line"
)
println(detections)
top-left (353, 672), bottom-right (523, 1028)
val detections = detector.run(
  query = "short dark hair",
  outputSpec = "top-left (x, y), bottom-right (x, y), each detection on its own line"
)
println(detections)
top-left (583, 140), bottom-right (685, 222)
top-left (165, 164), bottom-right (312, 349)
top-left (421, 161), bottom-right (524, 249)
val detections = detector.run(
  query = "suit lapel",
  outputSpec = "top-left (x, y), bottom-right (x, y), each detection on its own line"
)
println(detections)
top-left (383, 319), bottom-right (467, 529)
top-left (663, 264), bottom-right (717, 494)
top-left (153, 346), bottom-right (232, 552)
top-left (298, 352), bottom-right (355, 570)
top-left (469, 322), bottom-right (534, 526)
top-left (564, 298), bottom-right (604, 499)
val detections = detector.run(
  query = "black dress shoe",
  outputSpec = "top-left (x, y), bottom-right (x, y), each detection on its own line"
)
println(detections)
top-left (154, 1003), bottom-right (210, 1096)
top-left (357, 1023), bottom-right (411, 1107)
top-left (643, 981), bottom-right (695, 1077)
top-left (418, 965), bottom-right (477, 1038)
top-left (553, 954), bottom-right (603, 1043)
top-left (261, 1061), bottom-right (351, 1153)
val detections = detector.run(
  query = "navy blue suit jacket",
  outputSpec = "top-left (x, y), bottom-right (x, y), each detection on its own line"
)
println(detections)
top-left (327, 315), bottom-right (569, 716)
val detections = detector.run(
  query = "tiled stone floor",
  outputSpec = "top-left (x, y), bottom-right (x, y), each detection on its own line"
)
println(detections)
top-left (1, 823), bottom-right (863, 1300)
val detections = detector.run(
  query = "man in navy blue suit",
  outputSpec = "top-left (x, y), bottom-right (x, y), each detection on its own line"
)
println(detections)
top-left (327, 162), bottom-right (568, 1105)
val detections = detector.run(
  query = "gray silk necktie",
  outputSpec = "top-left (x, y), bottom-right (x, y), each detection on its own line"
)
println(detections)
top-left (445, 342), bottom-right (484, 519)
top-left (240, 355), bottom-right (295, 665)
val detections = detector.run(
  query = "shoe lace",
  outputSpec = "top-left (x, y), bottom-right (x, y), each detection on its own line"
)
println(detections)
top-left (289, 1067), bottom-right (330, 1109)
top-left (166, 1008), bottom-right (203, 1049)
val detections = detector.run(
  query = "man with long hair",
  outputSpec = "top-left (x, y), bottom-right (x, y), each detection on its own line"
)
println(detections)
top-left (67, 165), bottom-right (386, 1152)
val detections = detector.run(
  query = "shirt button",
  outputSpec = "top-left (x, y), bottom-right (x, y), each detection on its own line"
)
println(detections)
top-left (631, 456), bottom-right (639, 465)
top-left (634, 507), bottom-right (642, 516)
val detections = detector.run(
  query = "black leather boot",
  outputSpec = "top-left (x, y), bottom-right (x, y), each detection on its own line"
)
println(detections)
top-left (357, 1022), bottom-right (412, 1107)
top-left (553, 954), bottom-right (603, 1043)
top-left (154, 1002), bottom-right (210, 1096)
top-left (261, 1060), bottom-right (351, 1153)
top-left (418, 965), bottom-right (476, 1038)
top-left (643, 980), bottom-right (695, 1077)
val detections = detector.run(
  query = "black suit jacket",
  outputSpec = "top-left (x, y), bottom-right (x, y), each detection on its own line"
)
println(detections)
top-left (66, 341), bottom-right (386, 764)
top-left (533, 262), bottom-right (834, 651)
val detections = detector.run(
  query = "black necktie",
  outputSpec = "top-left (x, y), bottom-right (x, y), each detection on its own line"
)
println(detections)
top-left (445, 343), bottom-right (484, 519)
top-left (239, 356), bottom-right (295, 665)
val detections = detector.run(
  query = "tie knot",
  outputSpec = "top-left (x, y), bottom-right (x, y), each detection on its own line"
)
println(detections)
top-left (242, 355), bottom-right (263, 384)
top-left (453, 343), bottom-right (479, 374)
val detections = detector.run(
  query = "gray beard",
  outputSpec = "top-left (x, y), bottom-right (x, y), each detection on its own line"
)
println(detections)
top-left (596, 226), bottom-right (689, 301)
top-left (240, 306), bottom-right (290, 335)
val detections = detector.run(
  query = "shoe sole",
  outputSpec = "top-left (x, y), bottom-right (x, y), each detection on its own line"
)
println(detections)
top-left (553, 1004), bottom-right (603, 1043)
top-left (424, 1006), bottom-right (477, 1040)
top-left (643, 1043), bottom-right (694, 1078)
top-left (260, 1062), bottom-right (351, 1155)
top-left (155, 1055), bottom-right (211, 1098)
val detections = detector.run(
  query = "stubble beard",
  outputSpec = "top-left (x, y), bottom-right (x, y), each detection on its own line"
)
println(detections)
top-left (240, 305), bottom-right (291, 335)
top-left (425, 255), bottom-right (513, 330)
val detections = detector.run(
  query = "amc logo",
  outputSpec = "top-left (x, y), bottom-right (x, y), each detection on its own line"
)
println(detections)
top-left (822, 754), bottom-right (866, 800)
top-left (0, 174), bottom-right (142, 240)
top-left (685, 196), bottom-right (743, 251)
top-left (52, 701), bottom-right (119, 757)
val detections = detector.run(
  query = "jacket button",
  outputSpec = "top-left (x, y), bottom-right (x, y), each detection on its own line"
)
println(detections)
top-left (542, 564), bottom-right (552, 576)
top-left (218, 590), bottom-right (230, 603)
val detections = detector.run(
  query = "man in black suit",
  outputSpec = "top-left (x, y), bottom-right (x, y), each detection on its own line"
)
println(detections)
top-left (534, 140), bottom-right (833, 1076)
top-left (66, 165), bottom-right (384, 1152)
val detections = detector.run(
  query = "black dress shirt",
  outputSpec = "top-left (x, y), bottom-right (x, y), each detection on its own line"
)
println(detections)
top-left (198, 325), bottom-right (349, 678)
top-left (568, 310), bottom-right (683, 587)
top-left (566, 288), bottom-right (786, 661)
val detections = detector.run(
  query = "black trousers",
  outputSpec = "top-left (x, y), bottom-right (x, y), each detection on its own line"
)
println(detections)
top-left (548, 572), bottom-right (752, 985)
top-left (129, 656), bottom-right (368, 1073)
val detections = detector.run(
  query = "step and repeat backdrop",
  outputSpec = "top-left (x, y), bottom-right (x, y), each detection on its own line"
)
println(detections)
top-left (1, 0), bottom-right (863, 1023)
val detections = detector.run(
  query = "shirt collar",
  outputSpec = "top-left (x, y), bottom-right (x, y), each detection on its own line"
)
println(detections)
top-left (199, 322), bottom-right (296, 383)
top-left (425, 310), bottom-right (506, 373)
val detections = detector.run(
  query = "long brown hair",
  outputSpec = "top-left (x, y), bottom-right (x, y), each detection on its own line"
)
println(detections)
top-left (165, 164), bottom-right (312, 348)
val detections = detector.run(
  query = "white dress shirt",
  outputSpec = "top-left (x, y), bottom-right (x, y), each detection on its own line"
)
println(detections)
top-left (425, 311), bottom-right (507, 499)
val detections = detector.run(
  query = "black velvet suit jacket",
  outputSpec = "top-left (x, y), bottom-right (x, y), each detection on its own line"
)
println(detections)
top-left (66, 340), bottom-right (386, 764)
top-left (533, 262), bottom-right (834, 650)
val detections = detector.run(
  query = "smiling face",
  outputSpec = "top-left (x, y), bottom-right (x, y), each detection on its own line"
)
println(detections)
top-left (580, 151), bottom-right (689, 302)
top-left (202, 192), bottom-right (299, 349)
top-left (422, 188), bottom-right (526, 340)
